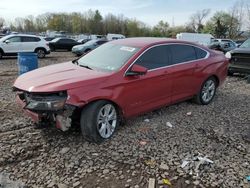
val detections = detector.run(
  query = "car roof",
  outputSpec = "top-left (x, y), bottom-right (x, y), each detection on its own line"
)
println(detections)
top-left (109, 37), bottom-right (207, 48)
top-left (7, 34), bottom-right (41, 38)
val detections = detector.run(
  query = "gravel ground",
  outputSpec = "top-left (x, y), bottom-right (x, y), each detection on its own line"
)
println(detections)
top-left (0, 52), bottom-right (249, 188)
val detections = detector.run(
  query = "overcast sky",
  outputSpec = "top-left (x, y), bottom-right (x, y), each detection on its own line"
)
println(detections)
top-left (0, 0), bottom-right (242, 26)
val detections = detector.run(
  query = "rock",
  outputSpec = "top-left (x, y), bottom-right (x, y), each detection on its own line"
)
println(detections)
top-left (58, 183), bottom-right (68, 188)
top-left (127, 179), bottom-right (132, 183)
top-left (193, 180), bottom-right (200, 186)
top-left (103, 169), bottom-right (109, 174)
top-left (73, 181), bottom-right (81, 187)
top-left (60, 147), bottom-right (70, 154)
top-left (185, 180), bottom-right (190, 184)
top-left (159, 163), bottom-right (169, 171)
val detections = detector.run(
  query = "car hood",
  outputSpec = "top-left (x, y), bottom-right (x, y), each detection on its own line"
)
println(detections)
top-left (13, 62), bottom-right (111, 92)
top-left (230, 47), bottom-right (250, 54)
top-left (73, 44), bottom-right (91, 49)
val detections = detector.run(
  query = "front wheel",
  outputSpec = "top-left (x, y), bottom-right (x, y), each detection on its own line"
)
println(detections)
top-left (194, 77), bottom-right (217, 105)
top-left (80, 100), bottom-right (119, 143)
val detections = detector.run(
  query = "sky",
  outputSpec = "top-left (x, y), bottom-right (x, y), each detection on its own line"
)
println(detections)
top-left (0, 0), bottom-right (242, 27)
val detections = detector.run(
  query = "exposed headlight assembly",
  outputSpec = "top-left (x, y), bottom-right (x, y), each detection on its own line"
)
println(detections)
top-left (24, 91), bottom-right (67, 111)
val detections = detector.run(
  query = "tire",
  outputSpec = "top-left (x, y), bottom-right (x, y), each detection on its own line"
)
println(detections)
top-left (50, 46), bottom-right (55, 52)
top-left (80, 100), bottom-right (119, 143)
top-left (0, 50), bottom-right (2, 59)
top-left (36, 48), bottom-right (46, 58)
top-left (194, 77), bottom-right (217, 105)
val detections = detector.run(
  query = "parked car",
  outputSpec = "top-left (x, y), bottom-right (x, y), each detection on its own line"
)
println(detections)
top-left (106, 33), bottom-right (125, 40)
top-left (43, 37), bottom-right (55, 41)
top-left (49, 38), bottom-right (80, 51)
top-left (226, 38), bottom-right (250, 75)
top-left (210, 39), bottom-right (237, 52)
top-left (0, 34), bottom-right (50, 58)
top-left (72, 39), bottom-right (108, 56)
top-left (234, 39), bottom-right (246, 47)
top-left (77, 38), bottom-right (91, 44)
top-left (13, 38), bottom-right (229, 142)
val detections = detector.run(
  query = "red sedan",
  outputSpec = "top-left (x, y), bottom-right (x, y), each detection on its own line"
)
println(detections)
top-left (13, 38), bottom-right (229, 142)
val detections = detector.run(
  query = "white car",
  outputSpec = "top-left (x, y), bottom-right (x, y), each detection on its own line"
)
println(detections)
top-left (0, 34), bottom-right (50, 59)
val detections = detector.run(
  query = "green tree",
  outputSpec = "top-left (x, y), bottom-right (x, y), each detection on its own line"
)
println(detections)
top-left (152, 20), bottom-right (169, 37)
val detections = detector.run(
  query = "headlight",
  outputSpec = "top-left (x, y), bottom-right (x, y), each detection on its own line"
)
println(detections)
top-left (24, 92), bottom-right (67, 111)
top-left (225, 52), bottom-right (231, 59)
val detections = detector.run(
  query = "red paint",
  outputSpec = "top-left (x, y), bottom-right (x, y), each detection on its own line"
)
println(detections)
top-left (13, 38), bottom-right (229, 119)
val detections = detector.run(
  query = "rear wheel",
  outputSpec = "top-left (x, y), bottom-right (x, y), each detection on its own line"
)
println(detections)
top-left (194, 77), bottom-right (217, 105)
top-left (36, 49), bottom-right (46, 58)
top-left (80, 100), bottom-right (119, 143)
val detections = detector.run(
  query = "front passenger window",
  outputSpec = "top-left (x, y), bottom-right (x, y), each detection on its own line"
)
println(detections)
top-left (134, 46), bottom-right (170, 70)
top-left (7, 37), bottom-right (21, 43)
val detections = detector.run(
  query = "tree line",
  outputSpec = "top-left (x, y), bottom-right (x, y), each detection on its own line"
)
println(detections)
top-left (0, 1), bottom-right (249, 39)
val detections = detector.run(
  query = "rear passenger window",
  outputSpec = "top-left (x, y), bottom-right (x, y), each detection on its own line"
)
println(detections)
top-left (22, 37), bottom-right (40, 42)
top-left (194, 47), bottom-right (207, 59)
top-left (170, 44), bottom-right (196, 64)
top-left (135, 45), bottom-right (171, 70)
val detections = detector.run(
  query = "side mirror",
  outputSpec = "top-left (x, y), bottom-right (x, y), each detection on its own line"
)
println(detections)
top-left (125, 64), bottom-right (148, 76)
top-left (5, 40), bottom-right (10, 44)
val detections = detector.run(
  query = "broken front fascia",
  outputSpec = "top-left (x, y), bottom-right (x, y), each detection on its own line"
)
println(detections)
top-left (15, 89), bottom-right (76, 131)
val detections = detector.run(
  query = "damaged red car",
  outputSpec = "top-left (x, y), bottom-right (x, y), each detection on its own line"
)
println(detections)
top-left (13, 38), bottom-right (229, 142)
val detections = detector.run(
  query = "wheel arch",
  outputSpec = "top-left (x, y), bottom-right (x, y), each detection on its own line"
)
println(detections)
top-left (208, 74), bottom-right (220, 87)
top-left (34, 47), bottom-right (47, 53)
top-left (82, 99), bottom-right (124, 118)
top-left (0, 48), bottom-right (4, 54)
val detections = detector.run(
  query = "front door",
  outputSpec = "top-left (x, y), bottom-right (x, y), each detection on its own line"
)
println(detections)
top-left (121, 45), bottom-right (173, 117)
top-left (2, 36), bottom-right (22, 53)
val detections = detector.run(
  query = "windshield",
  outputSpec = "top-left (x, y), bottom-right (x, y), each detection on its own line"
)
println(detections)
top-left (240, 39), bottom-right (250, 48)
top-left (83, 39), bottom-right (98, 46)
top-left (51, 38), bottom-right (60, 42)
top-left (0, 35), bottom-right (12, 42)
top-left (77, 43), bottom-right (140, 72)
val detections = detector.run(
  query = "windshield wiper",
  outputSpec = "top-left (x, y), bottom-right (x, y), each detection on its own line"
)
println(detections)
top-left (79, 64), bottom-right (93, 70)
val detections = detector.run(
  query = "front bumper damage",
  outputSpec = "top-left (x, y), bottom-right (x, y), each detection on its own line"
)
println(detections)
top-left (15, 89), bottom-right (76, 131)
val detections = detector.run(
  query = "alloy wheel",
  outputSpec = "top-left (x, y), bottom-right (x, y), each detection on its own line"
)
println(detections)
top-left (97, 104), bottom-right (117, 138)
top-left (201, 79), bottom-right (216, 103)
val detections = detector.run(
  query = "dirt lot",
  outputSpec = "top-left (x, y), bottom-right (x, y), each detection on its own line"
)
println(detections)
top-left (0, 52), bottom-right (250, 188)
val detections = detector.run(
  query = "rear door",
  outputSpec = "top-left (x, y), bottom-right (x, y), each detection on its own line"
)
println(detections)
top-left (21, 36), bottom-right (40, 52)
top-left (169, 44), bottom-right (201, 102)
top-left (2, 36), bottom-right (22, 53)
top-left (122, 45), bottom-right (173, 116)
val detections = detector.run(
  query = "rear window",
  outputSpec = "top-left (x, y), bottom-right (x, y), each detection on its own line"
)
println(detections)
top-left (194, 47), bottom-right (207, 59)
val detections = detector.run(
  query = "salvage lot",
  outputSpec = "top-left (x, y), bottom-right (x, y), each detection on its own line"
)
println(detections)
top-left (0, 52), bottom-right (250, 188)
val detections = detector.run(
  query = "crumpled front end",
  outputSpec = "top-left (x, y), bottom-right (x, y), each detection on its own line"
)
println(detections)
top-left (14, 88), bottom-right (77, 131)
